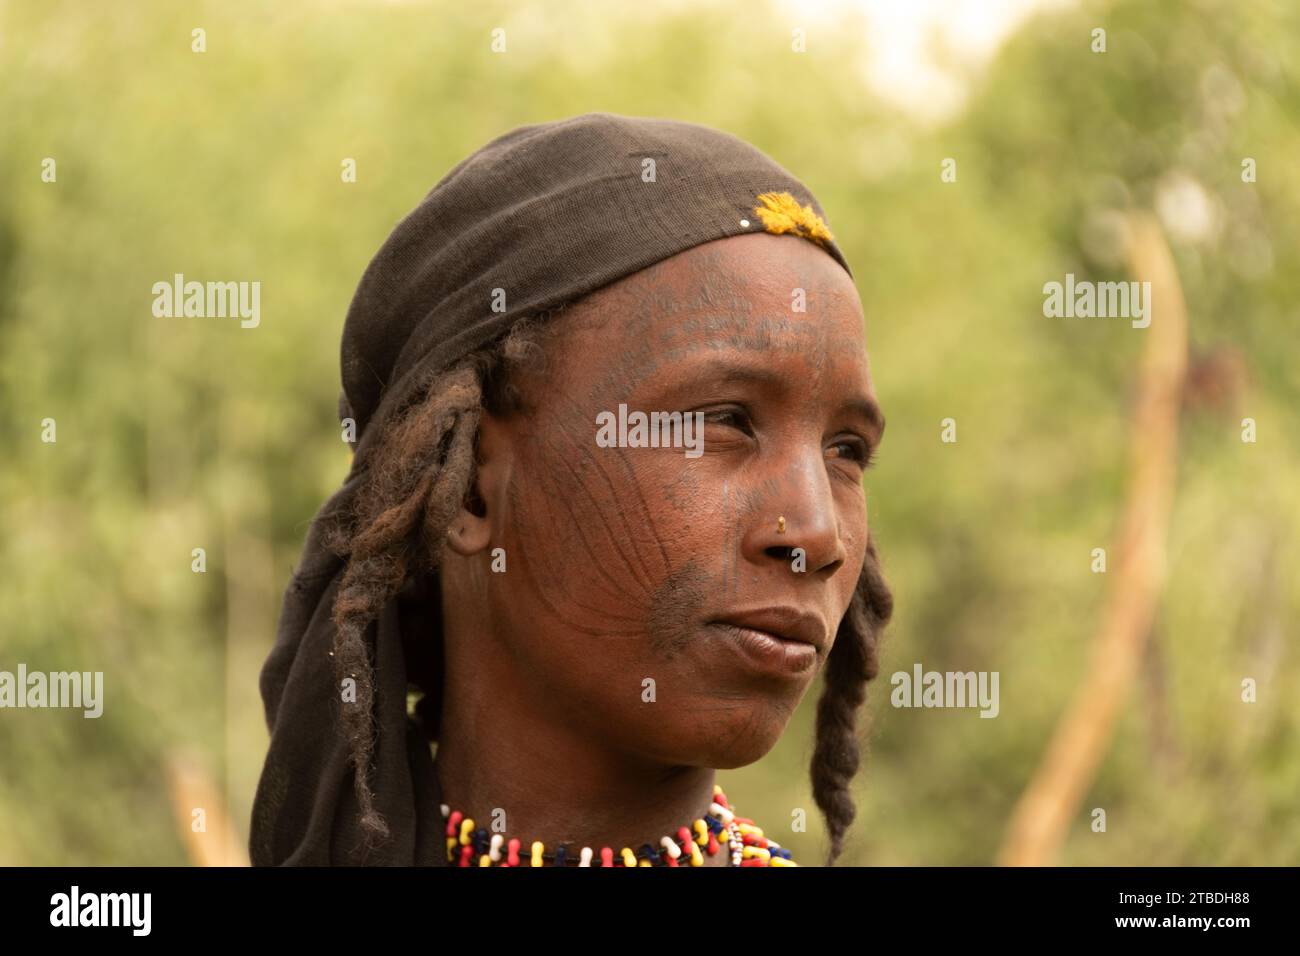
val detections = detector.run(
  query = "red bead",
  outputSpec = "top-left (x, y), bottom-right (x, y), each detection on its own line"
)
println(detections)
top-left (506, 838), bottom-right (520, 867)
top-left (458, 845), bottom-right (474, 867)
top-left (600, 847), bottom-right (614, 867)
top-left (446, 810), bottom-right (462, 838)
top-left (706, 832), bottom-right (720, 855)
top-left (714, 790), bottom-right (729, 808)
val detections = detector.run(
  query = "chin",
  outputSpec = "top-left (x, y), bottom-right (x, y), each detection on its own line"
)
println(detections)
top-left (678, 704), bottom-right (792, 769)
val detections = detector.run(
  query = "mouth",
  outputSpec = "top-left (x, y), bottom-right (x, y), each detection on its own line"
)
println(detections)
top-left (706, 607), bottom-right (826, 678)
top-left (709, 607), bottom-right (826, 651)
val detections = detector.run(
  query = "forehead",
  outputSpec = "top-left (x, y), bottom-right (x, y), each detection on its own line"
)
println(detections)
top-left (548, 232), bottom-right (870, 379)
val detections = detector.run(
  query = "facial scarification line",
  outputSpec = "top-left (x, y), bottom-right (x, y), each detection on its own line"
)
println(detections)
top-left (541, 386), bottom-right (670, 591)
top-left (718, 480), bottom-right (742, 603)
top-left (544, 422), bottom-right (661, 599)
top-left (511, 299), bottom-right (682, 621)
top-left (593, 448), bottom-right (675, 580)
top-left (526, 430), bottom-right (651, 622)
top-left (713, 694), bottom-right (777, 755)
top-left (509, 521), bottom-right (643, 638)
top-left (647, 559), bottom-right (712, 662)
top-left (737, 480), bottom-right (780, 569)
top-left (507, 453), bottom-right (644, 635)
top-left (660, 318), bottom-right (819, 364)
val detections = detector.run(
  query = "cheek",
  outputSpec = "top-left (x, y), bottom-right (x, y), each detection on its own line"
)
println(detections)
top-left (493, 414), bottom-right (707, 644)
top-left (833, 488), bottom-right (870, 613)
top-left (485, 430), bottom-right (749, 759)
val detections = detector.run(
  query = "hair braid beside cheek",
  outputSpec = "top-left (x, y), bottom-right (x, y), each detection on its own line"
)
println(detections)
top-left (811, 536), bottom-right (894, 866)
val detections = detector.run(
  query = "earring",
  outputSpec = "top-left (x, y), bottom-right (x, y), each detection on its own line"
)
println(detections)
top-left (777, 515), bottom-right (786, 534)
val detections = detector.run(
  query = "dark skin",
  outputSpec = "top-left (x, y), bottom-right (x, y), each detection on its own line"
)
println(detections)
top-left (436, 231), bottom-right (884, 864)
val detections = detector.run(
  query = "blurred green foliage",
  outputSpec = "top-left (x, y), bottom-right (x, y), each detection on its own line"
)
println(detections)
top-left (1, 0), bottom-right (1296, 865)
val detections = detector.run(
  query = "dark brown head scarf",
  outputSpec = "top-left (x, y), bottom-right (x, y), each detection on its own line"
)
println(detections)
top-left (249, 112), bottom-right (853, 865)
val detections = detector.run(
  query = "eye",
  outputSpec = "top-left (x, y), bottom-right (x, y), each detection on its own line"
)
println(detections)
top-left (826, 436), bottom-right (876, 468)
top-left (700, 406), bottom-right (754, 436)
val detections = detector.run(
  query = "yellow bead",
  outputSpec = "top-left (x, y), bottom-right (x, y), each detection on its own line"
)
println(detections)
top-left (479, 855), bottom-right (491, 867)
top-left (737, 823), bottom-right (764, 837)
top-left (693, 820), bottom-right (708, 845)
top-left (621, 848), bottom-right (637, 867)
top-left (742, 846), bottom-right (771, 860)
top-left (459, 819), bottom-right (475, 845)
top-left (770, 856), bottom-right (796, 867)
top-left (531, 841), bottom-right (544, 866)
top-left (445, 837), bottom-right (457, 861)
top-left (638, 858), bottom-right (652, 867)
top-left (688, 842), bottom-right (704, 866)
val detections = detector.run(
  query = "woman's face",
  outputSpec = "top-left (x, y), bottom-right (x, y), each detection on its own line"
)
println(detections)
top-left (463, 231), bottom-right (884, 769)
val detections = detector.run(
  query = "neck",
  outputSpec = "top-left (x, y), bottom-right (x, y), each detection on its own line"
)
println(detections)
top-left (434, 700), bottom-right (728, 867)
top-left (433, 621), bottom-right (728, 866)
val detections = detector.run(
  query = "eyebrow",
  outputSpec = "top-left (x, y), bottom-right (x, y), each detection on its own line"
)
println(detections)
top-left (841, 397), bottom-right (886, 442)
top-left (666, 358), bottom-right (886, 441)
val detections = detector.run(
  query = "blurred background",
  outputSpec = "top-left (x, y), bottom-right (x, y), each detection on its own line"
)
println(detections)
top-left (1, 0), bottom-right (1296, 866)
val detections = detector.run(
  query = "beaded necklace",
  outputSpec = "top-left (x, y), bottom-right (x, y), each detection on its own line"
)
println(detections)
top-left (441, 784), bottom-right (797, 867)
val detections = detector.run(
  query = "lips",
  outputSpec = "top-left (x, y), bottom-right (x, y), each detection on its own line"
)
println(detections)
top-left (708, 606), bottom-right (827, 653)
top-left (705, 606), bottom-right (829, 681)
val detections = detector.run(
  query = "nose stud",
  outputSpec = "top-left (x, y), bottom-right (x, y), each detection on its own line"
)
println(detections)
top-left (777, 515), bottom-right (786, 534)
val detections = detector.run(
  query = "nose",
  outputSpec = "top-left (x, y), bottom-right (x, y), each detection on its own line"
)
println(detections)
top-left (743, 448), bottom-right (847, 577)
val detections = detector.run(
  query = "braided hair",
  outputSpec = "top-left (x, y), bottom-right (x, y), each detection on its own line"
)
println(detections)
top-left (320, 311), bottom-right (893, 865)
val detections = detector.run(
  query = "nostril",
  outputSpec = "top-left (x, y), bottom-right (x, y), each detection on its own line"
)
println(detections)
top-left (766, 546), bottom-right (844, 576)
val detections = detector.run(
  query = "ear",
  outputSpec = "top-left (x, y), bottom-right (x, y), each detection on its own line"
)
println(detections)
top-left (444, 410), bottom-right (508, 557)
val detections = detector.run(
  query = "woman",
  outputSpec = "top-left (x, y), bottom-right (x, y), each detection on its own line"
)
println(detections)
top-left (250, 112), bottom-right (893, 867)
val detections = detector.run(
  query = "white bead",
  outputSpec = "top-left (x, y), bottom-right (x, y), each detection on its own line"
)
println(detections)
top-left (660, 836), bottom-right (681, 858)
top-left (709, 802), bottom-right (734, 823)
top-left (488, 833), bottom-right (504, 862)
top-left (440, 803), bottom-right (450, 817)
top-left (579, 846), bottom-right (593, 867)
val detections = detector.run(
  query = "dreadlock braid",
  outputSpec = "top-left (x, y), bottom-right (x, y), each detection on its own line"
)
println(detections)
top-left (324, 364), bottom-right (485, 846)
top-left (319, 318), bottom-right (549, 849)
top-left (811, 534), bottom-right (894, 865)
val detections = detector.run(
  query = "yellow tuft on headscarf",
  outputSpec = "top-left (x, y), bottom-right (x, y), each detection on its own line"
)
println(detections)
top-left (752, 191), bottom-right (834, 247)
